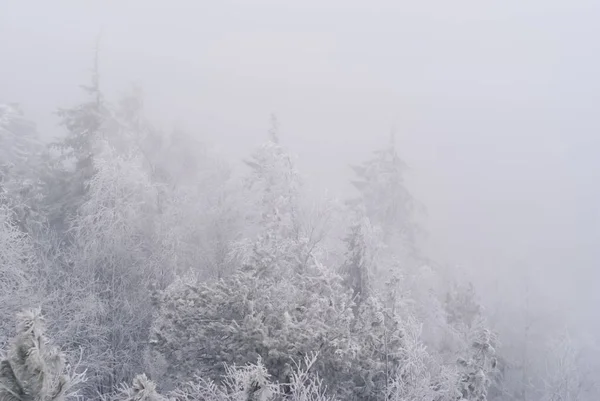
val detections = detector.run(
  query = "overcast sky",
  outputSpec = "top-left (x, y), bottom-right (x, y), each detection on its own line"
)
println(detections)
top-left (2, 0), bottom-right (599, 334)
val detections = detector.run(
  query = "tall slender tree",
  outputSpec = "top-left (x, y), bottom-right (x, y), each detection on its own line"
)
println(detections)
top-left (340, 215), bottom-right (379, 303)
top-left (0, 104), bottom-right (46, 234)
top-left (240, 116), bottom-right (302, 256)
top-left (347, 130), bottom-right (417, 249)
top-left (49, 47), bottom-right (109, 232)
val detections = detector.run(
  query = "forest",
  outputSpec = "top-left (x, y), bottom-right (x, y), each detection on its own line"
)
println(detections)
top-left (0, 60), bottom-right (598, 401)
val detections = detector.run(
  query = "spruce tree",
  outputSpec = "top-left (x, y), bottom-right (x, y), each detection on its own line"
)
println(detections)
top-left (49, 50), bottom-right (109, 232)
top-left (243, 116), bottom-right (300, 240)
top-left (457, 325), bottom-right (498, 401)
top-left (0, 104), bottom-right (46, 234)
top-left (0, 103), bottom-right (42, 172)
top-left (234, 116), bottom-right (303, 276)
top-left (347, 131), bottom-right (417, 248)
top-left (340, 215), bottom-right (378, 303)
top-left (0, 309), bottom-right (85, 401)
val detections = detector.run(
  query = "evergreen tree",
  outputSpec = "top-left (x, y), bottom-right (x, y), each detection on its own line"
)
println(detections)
top-left (65, 141), bottom-right (168, 396)
top-left (268, 113), bottom-right (279, 144)
top-left (0, 104), bottom-right (46, 234)
top-left (386, 316), bottom-right (460, 401)
top-left (53, 52), bottom-right (105, 180)
top-left (456, 324), bottom-right (499, 401)
top-left (445, 282), bottom-right (483, 331)
top-left (231, 118), bottom-right (304, 276)
top-left (0, 103), bottom-right (42, 171)
top-left (243, 117), bottom-right (301, 241)
top-left (0, 309), bottom-right (85, 401)
top-left (339, 215), bottom-right (380, 303)
top-left (146, 264), bottom-right (355, 395)
top-left (0, 204), bottom-right (37, 349)
top-left (347, 131), bottom-right (417, 249)
top-left (49, 53), bottom-right (109, 232)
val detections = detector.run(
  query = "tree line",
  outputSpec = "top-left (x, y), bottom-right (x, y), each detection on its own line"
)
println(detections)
top-left (0, 61), bottom-right (595, 401)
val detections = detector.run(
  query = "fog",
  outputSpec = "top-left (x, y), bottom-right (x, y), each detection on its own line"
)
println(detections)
top-left (1, 0), bottom-right (599, 399)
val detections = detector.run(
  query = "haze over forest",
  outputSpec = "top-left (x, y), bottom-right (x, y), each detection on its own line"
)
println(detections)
top-left (1, 1), bottom-right (599, 401)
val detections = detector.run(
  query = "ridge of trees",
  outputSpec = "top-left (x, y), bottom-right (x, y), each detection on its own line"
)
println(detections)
top-left (0, 61), bottom-right (597, 401)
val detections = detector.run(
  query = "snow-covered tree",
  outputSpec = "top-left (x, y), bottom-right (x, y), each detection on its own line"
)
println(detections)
top-left (49, 56), bottom-right (110, 233)
top-left (0, 104), bottom-right (47, 235)
top-left (445, 282), bottom-right (483, 331)
top-left (227, 122), bottom-right (307, 280)
top-left (0, 103), bottom-right (42, 171)
top-left (541, 330), bottom-right (599, 401)
top-left (243, 124), bottom-right (302, 242)
top-left (150, 127), bottom-right (240, 280)
top-left (339, 215), bottom-right (381, 303)
top-left (61, 140), bottom-right (172, 396)
top-left (172, 358), bottom-right (278, 401)
top-left (166, 353), bottom-right (335, 401)
top-left (0, 204), bottom-right (38, 349)
top-left (146, 261), bottom-right (355, 395)
top-left (346, 296), bottom-right (404, 401)
top-left (107, 374), bottom-right (168, 401)
top-left (456, 323), bottom-right (499, 401)
top-left (149, 249), bottom-right (415, 401)
top-left (161, 176), bottom-right (241, 280)
top-left (280, 352), bottom-right (338, 401)
top-left (53, 55), bottom-right (105, 181)
top-left (347, 132), bottom-right (418, 250)
top-left (0, 309), bottom-right (85, 401)
top-left (387, 317), bottom-right (459, 401)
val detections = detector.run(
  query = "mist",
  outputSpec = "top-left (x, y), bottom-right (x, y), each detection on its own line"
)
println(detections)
top-left (1, 1), bottom-right (599, 400)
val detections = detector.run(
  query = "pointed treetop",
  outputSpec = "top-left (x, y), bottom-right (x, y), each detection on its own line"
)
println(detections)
top-left (268, 113), bottom-right (279, 144)
top-left (388, 124), bottom-right (403, 165)
top-left (93, 39), bottom-right (100, 90)
top-left (389, 125), bottom-right (396, 150)
top-left (88, 30), bottom-right (103, 106)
